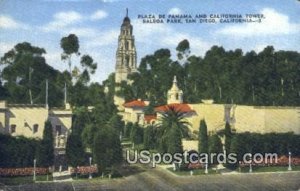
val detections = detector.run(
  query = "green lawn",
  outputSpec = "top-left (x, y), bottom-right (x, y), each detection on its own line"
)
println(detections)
top-left (167, 167), bottom-right (219, 176)
top-left (240, 165), bottom-right (300, 173)
top-left (0, 175), bottom-right (53, 185)
top-left (167, 165), bottom-right (300, 176)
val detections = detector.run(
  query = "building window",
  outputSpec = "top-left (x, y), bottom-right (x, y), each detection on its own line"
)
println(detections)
top-left (56, 125), bottom-right (61, 135)
top-left (125, 56), bottom-right (129, 66)
top-left (33, 124), bottom-right (38, 133)
top-left (11, 125), bottom-right (16, 133)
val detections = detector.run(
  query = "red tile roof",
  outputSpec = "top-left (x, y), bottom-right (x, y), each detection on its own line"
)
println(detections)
top-left (155, 103), bottom-right (195, 113)
top-left (123, 100), bottom-right (146, 108)
top-left (144, 114), bottom-right (157, 124)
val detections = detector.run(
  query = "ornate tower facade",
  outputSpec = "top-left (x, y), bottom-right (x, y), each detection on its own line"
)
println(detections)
top-left (114, 9), bottom-right (137, 110)
top-left (115, 9), bottom-right (137, 84)
top-left (167, 76), bottom-right (183, 104)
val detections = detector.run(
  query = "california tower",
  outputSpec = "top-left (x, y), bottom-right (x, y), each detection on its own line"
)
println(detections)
top-left (115, 9), bottom-right (137, 84)
top-left (114, 9), bottom-right (137, 109)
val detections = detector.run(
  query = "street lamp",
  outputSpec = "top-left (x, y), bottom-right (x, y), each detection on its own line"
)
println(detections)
top-left (89, 157), bottom-right (92, 179)
top-left (249, 154), bottom-right (252, 173)
top-left (33, 159), bottom-right (36, 182)
top-left (288, 152), bottom-right (292, 171)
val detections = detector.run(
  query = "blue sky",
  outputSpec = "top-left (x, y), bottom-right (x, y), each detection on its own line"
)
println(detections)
top-left (1, 0), bottom-right (300, 83)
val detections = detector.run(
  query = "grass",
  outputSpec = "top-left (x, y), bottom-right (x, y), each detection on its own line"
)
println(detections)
top-left (167, 165), bottom-right (300, 176)
top-left (71, 175), bottom-right (111, 182)
top-left (167, 167), bottom-right (219, 176)
top-left (0, 174), bottom-right (53, 185)
top-left (240, 165), bottom-right (300, 173)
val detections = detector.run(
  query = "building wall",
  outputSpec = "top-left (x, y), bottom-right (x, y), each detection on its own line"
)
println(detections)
top-left (187, 103), bottom-right (300, 135)
top-left (122, 107), bottom-right (144, 125)
top-left (0, 101), bottom-right (73, 141)
top-left (188, 103), bottom-right (225, 133)
top-left (49, 109), bottom-right (72, 135)
top-left (182, 103), bottom-right (300, 151)
top-left (7, 106), bottom-right (48, 139)
top-left (234, 106), bottom-right (300, 134)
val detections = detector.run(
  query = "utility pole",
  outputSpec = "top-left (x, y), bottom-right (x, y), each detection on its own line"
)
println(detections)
top-left (29, 67), bottom-right (33, 104)
top-left (46, 79), bottom-right (48, 109)
top-left (281, 78), bottom-right (284, 97)
top-left (252, 85), bottom-right (255, 103)
top-left (64, 82), bottom-right (67, 105)
top-left (218, 86), bottom-right (222, 100)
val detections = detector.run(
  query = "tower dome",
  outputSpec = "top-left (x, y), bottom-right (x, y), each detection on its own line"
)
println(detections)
top-left (167, 76), bottom-right (183, 104)
top-left (122, 8), bottom-right (131, 26)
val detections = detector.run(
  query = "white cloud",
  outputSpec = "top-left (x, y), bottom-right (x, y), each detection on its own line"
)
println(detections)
top-left (44, 51), bottom-right (64, 70)
top-left (0, 42), bottom-right (15, 55)
top-left (86, 29), bottom-right (119, 48)
top-left (42, 11), bottom-right (83, 31)
top-left (218, 8), bottom-right (300, 37)
top-left (168, 7), bottom-right (182, 15)
top-left (101, 0), bottom-right (118, 2)
top-left (0, 15), bottom-right (28, 29)
top-left (41, 10), bottom-right (108, 37)
top-left (254, 44), bottom-right (269, 53)
top-left (65, 27), bottom-right (98, 37)
top-left (90, 10), bottom-right (108, 20)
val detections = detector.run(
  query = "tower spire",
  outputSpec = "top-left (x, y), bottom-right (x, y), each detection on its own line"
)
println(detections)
top-left (167, 76), bottom-right (183, 104)
top-left (126, 8), bottom-right (128, 17)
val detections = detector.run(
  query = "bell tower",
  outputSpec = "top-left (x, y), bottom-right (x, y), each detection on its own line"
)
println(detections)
top-left (115, 8), bottom-right (137, 84)
top-left (114, 9), bottom-right (137, 110)
top-left (167, 76), bottom-right (183, 104)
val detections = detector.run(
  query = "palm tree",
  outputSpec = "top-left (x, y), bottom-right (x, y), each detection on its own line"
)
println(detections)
top-left (157, 105), bottom-right (190, 153)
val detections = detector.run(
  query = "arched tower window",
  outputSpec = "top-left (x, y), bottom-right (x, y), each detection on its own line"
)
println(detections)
top-left (126, 56), bottom-right (129, 67)
top-left (125, 41), bottom-right (129, 50)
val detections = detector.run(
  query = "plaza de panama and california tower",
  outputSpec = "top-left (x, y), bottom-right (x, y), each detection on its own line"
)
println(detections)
top-left (114, 9), bottom-right (137, 109)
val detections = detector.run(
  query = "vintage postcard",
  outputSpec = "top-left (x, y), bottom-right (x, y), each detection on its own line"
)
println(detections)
top-left (0, 0), bottom-right (299, 190)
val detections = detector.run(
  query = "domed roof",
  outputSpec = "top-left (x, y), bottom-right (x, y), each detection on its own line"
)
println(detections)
top-left (122, 8), bottom-right (131, 26)
top-left (122, 16), bottom-right (131, 26)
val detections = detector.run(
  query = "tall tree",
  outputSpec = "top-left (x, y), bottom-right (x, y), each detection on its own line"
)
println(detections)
top-left (158, 106), bottom-right (190, 152)
top-left (198, 119), bottom-right (208, 154)
top-left (0, 42), bottom-right (64, 107)
top-left (208, 134), bottom-right (223, 163)
top-left (60, 34), bottom-right (80, 73)
top-left (66, 107), bottom-right (89, 167)
top-left (108, 114), bottom-right (124, 133)
top-left (143, 124), bottom-right (157, 150)
top-left (93, 126), bottom-right (122, 173)
top-left (66, 132), bottom-right (85, 167)
top-left (130, 122), bottom-right (144, 145)
top-left (37, 120), bottom-right (54, 167)
top-left (167, 123), bottom-right (183, 155)
top-left (176, 39), bottom-right (190, 62)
